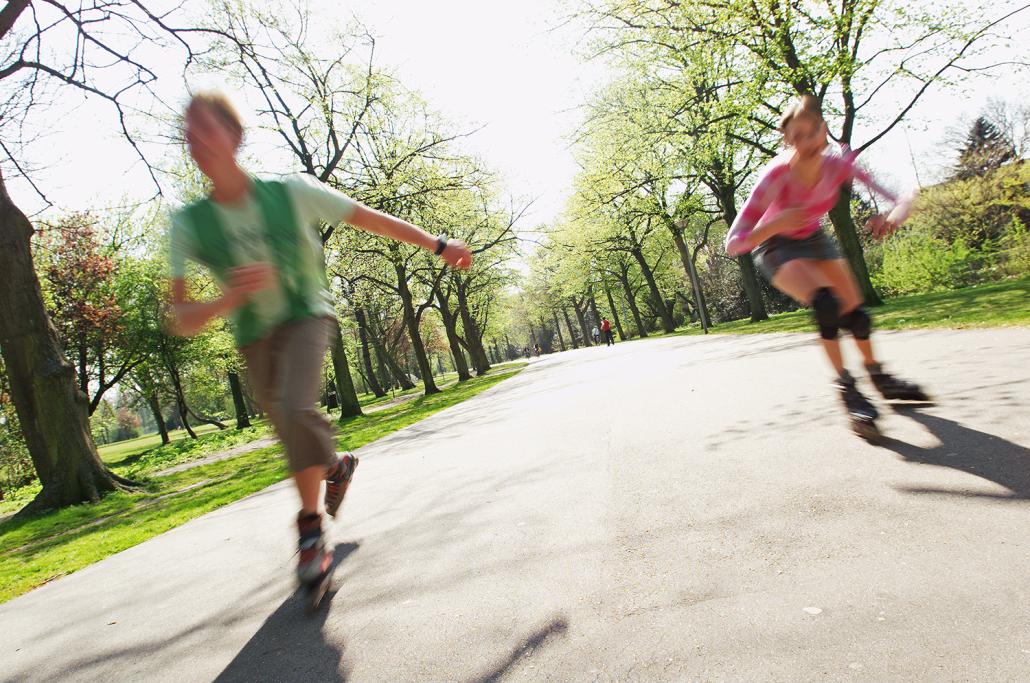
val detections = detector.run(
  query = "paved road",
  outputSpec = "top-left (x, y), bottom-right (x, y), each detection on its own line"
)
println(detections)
top-left (3, 329), bottom-right (1029, 682)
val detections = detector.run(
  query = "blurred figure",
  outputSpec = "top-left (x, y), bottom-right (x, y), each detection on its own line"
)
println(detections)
top-left (601, 317), bottom-right (614, 346)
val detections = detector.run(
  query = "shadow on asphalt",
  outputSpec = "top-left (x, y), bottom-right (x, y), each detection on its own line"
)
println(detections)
top-left (467, 614), bottom-right (570, 683)
top-left (878, 407), bottom-right (1030, 500)
top-left (214, 543), bottom-right (360, 683)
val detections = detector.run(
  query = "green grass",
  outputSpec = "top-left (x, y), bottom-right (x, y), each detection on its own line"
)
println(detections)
top-left (97, 423), bottom-right (224, 464)
top-left (679, 278), bottom-right (1030, 336)
top-left (0, 366), bottom-right (524, 604)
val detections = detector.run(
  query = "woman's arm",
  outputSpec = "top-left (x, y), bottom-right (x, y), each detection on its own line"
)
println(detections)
top-left (852, 166), bottom-right (898, 204)
top-left (851, 165), bottom-right (915, 238)
top-left (725, 166), bottom-right (787, 255)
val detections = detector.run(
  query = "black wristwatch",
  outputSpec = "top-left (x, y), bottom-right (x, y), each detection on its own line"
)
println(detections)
top-left (434, 234), bottom-right (448, 256)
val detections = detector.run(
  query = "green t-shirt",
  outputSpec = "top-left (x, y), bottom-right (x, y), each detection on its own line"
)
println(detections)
top-left (169, 173), bottom-right (356, 342)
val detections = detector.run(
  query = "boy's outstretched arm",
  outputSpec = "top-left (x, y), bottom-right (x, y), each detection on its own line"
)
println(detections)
top-left (348, 204), bottom-right (473, 269)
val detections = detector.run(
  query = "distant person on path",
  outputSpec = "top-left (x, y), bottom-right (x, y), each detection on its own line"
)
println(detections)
top-left (723, 95), bottom-right (927, 438)
top-left (601, 317), bottom-right (614, 346)
top-left (167, 92), bottom-right (472, 588)
top-left (591, 326), bottom-right (601, 344)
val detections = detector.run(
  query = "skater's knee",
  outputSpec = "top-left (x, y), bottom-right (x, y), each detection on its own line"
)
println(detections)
top-left (839, 306), bottom-right (872, 340)
top-left (810, 287), bottom-right (840, 340)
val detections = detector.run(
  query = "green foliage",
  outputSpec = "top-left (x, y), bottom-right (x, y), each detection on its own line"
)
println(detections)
top-left (0, 358), bottom-right (33, 497)
top-left (871, 162), bottom-right (1030, 296)
top-left (872, 229), bottom-right (981, 296)
top-left (998, 219), bottom-right (1030, 277)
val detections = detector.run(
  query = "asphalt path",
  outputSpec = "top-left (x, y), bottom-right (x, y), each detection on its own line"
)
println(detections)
top-left (2, 328), bottom-right (1028, 682)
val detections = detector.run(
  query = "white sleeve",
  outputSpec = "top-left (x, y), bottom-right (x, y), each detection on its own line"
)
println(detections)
top-left (168, 213), bottom-right (196, 278)
top-left (284, 173), bottom-right (358, 228)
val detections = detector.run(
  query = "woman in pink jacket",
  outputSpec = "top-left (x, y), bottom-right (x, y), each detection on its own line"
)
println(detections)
top-left (724, 95), bottom-right (927, 438)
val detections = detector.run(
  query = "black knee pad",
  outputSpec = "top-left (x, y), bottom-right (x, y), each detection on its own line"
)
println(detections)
top-left (840, 306), bottom-right (872, 340)
top-left (811, 287), bottom-right (840, 340)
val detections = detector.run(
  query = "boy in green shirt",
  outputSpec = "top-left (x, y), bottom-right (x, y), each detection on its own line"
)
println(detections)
top-left (169, 92), bottom-right (471, 587)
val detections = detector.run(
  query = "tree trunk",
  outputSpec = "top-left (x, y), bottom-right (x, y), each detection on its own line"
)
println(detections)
top-left (572, 298), bottom-right (593, 346)
top-left (353, 307), bottom-right (386, 397)
top-left (561, 308), bottom-right (580, 348)
top-left (329, 319), bottom-right (362, 418)
top-left (0, 171), bottom-right (135, 515)
top-left (227, 371), bottom-right (251, 429)
top-left (166, 363), bottom-right (198, 439)
top-left (630, 248), bottom-right (676, 333)
top-left (535, 322), bottom-right (554, 354)
top-left (617, 269), bottom-right (647, 337)
top-left (395, 263), bottom-right (439, 394)
top-left (367, 314), bottom-right (415, 390)
top-left (717, 185), bottom-right (768, 321)
top-left (736, 256), bottom-right (769, 323)
top-left (691, 248), bottom-right (712, 329)
top-left (78, 342), bottom-right (88, 398)
top-left (436, 290), bottom-right (471, 382)
top-left (828, 185), bottom-right (882, 305)
top-left (454, 279), bottom-right (491, 375)
top-left (588, 292), bottom-right (602, 333)
top-left (551, 311), bottom-right (566, 351)
top-left (381, 344), bottom-right (413, 390)
top-left (603, 282), bottom-right (627, 341)
top-left (669, 225), bottom-right (711, 332)
top-left (147, 393), bottom-right (170, 445)
top-left (187, 407), bottom-right (227, 430)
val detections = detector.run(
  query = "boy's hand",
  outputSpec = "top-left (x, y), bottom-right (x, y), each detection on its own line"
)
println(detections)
top-left (440, 239), bottom-right (473, 270)
top-left (227, 262), bottom-right (278, 301)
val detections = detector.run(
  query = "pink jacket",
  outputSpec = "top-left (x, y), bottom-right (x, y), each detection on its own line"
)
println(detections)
top-left (728, 146), bottom-right (897, 249)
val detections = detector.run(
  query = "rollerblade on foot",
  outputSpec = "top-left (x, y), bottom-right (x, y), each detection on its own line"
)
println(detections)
top-left (325, 452), bottom-right (359, 518)
top-left (297, 511), bottom-right (334, 612)
top-left (835, 370), bottom-right (880, 441)
top-left (866, 364), bottom-right (931, 403)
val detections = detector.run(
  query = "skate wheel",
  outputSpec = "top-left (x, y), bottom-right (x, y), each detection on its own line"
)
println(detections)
top-left (305, 569), bottom-right (334, 614)
top-left (851, 419), bottom-right (881, 443)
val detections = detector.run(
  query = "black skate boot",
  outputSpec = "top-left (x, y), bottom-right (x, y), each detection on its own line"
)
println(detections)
top-left (835, 370), bottom-right (881, 441)
top-left (866, 364), bottom-right (931, 403)
top-left (324, 452), bottom-right (359, 519)
top-left (297, 512), bottom-right (334, 612)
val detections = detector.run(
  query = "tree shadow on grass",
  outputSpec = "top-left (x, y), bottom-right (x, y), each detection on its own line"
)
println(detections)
top-left (214, 542), bottom-right (359, 683)
top-left (877, 407), bottom-right (1030, 500)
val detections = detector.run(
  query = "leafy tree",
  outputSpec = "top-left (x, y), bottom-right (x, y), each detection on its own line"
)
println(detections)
top-left (581, 0), bottom-right (1030, 304)
top-left (953, 116), bottom-right (1016, 180)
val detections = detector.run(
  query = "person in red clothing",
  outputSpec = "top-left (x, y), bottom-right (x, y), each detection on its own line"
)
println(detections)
top-left (601, 317), bottom-right (615, 346)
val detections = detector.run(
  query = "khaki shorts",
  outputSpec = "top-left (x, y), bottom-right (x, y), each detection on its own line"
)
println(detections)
top-left (240, 316), bottom-right (336, 472)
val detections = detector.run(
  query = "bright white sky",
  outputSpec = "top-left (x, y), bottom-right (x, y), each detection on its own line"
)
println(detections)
top-left (8, 0), bottom-right (1030, 225)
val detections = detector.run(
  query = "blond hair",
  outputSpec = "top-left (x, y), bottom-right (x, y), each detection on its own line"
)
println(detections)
top-left (185, 91), bottom-right (244, 144)
top-left (779, 94), bottom-right (824, 133)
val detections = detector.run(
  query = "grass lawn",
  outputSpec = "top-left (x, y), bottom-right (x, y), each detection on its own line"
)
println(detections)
top-left (97, 423), bottom-right (224, 464)
top-left (0, 365), bottom-right (524, 604)
top-left (678, 278), bottom-right (1030, 336)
